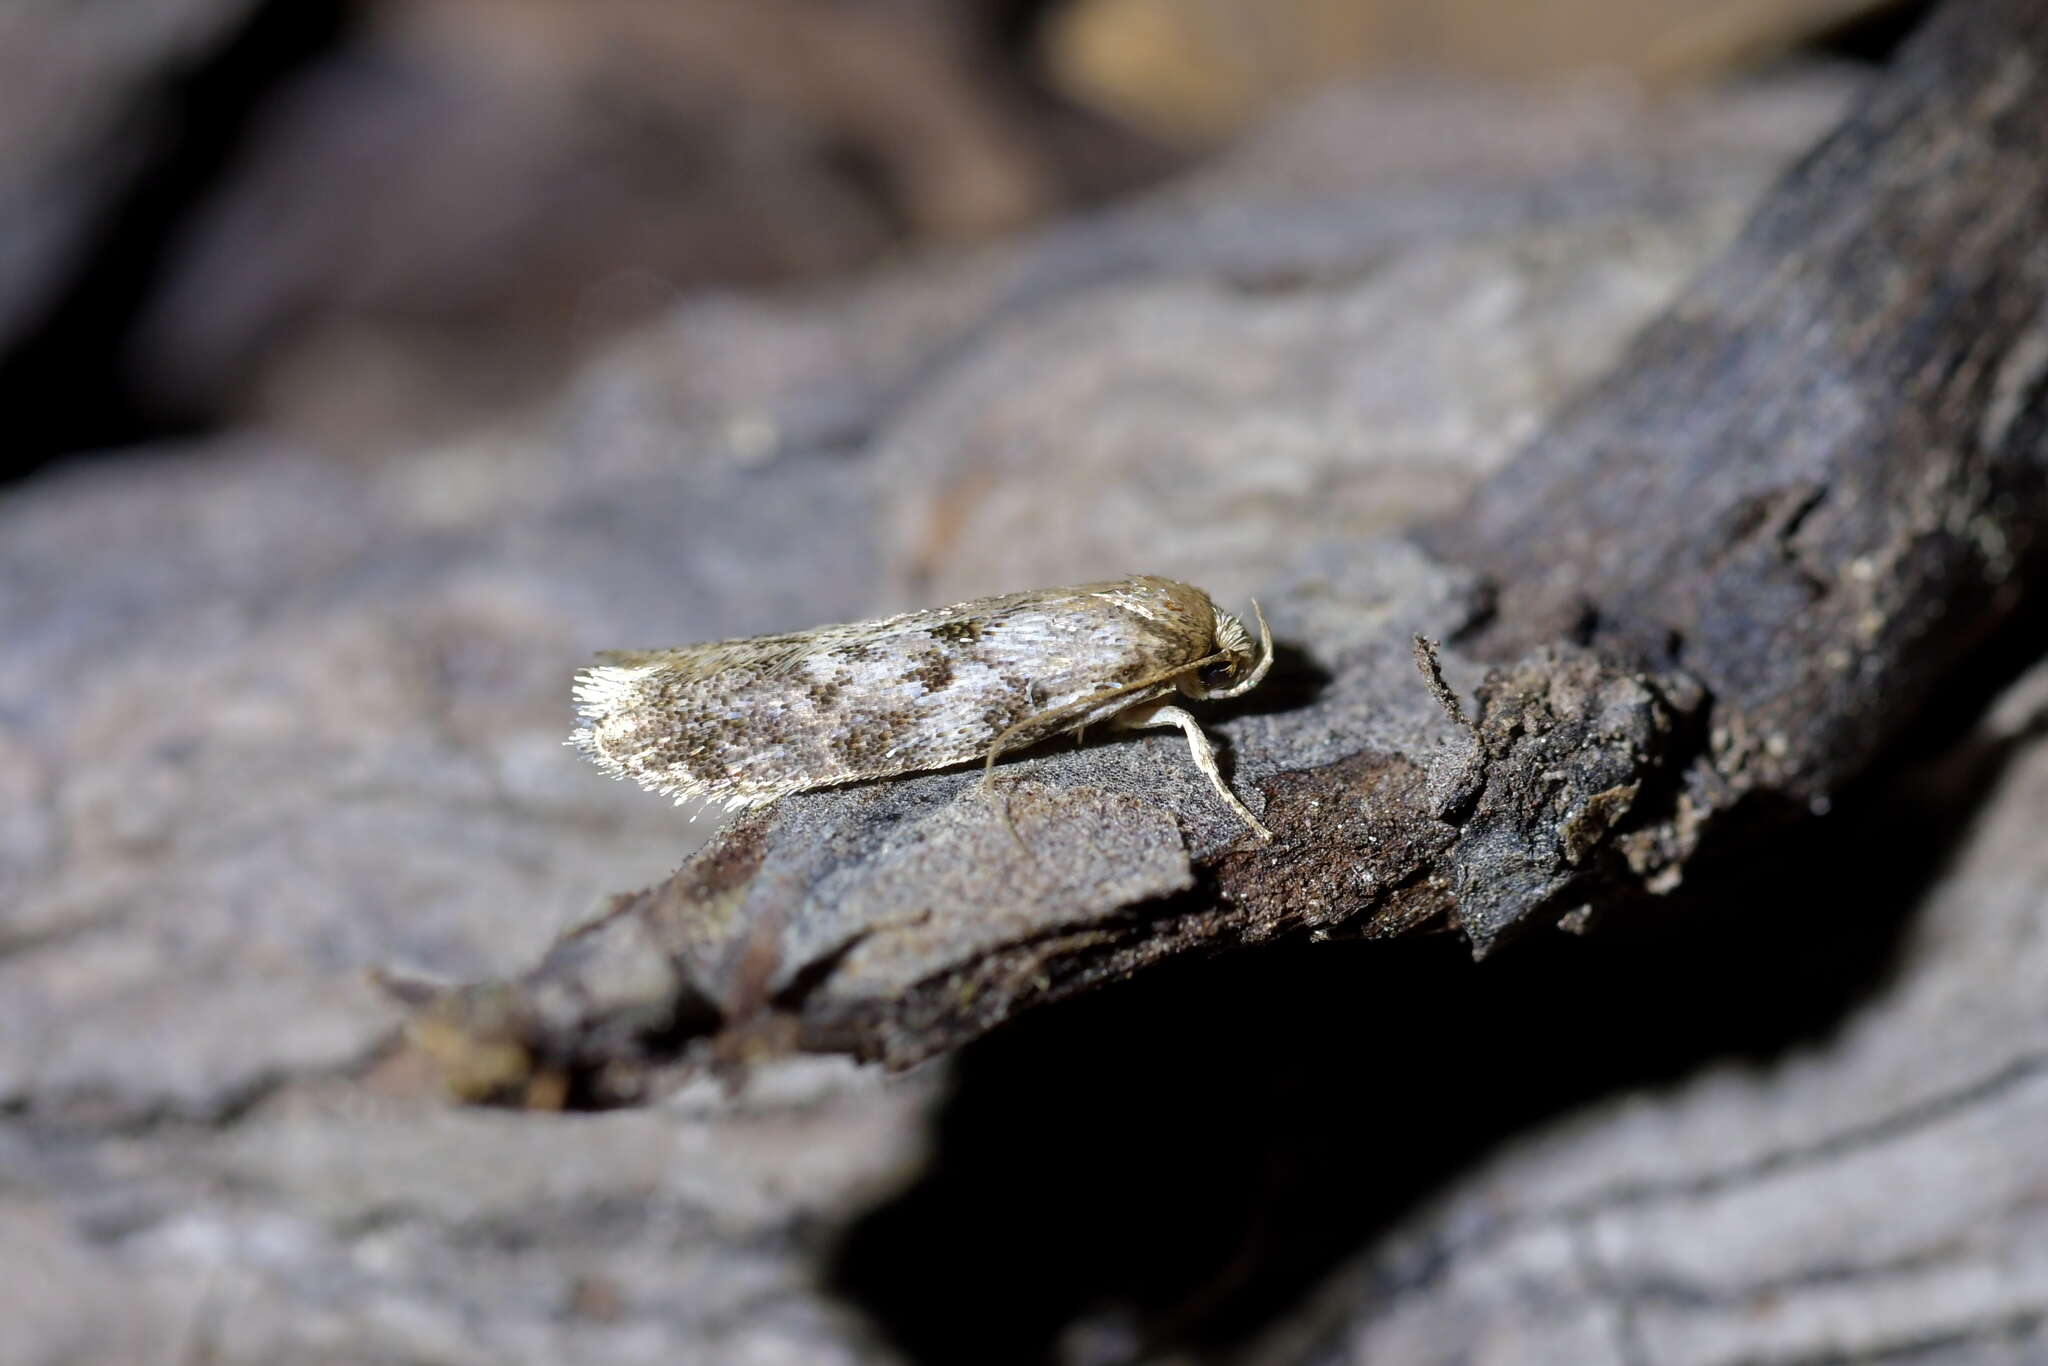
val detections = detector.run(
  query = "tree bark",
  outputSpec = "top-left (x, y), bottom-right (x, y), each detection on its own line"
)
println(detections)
top-left (402, 0), bottom-right (2048, 1104)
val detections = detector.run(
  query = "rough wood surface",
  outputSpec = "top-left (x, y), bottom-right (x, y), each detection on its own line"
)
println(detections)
top-left (12, 8), bottom-right (2048, 1360)
top-left (0, 69), bottom-right (1864, 1363)
top-left (404, 0), bottom-right (2048, 1096)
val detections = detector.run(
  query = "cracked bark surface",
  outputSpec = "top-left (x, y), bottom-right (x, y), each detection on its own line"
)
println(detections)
top-left (404, 0), bottom-right (2048, 1094)
top-left (8, 6), bottom-right (2048, 1363)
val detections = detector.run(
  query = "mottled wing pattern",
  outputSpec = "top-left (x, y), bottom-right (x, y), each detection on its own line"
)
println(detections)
top-left (571, 577), bottom-right (1222, 809)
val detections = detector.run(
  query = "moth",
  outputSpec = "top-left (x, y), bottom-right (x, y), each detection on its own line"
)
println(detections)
top-left (571, 575), bottom-right (1275, 841)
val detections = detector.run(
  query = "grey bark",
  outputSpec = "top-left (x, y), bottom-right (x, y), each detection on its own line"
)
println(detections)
top-left (402, 0), bottom-right (2048, 1100)
top-left (10, 8), bottom-right (2048, 1363)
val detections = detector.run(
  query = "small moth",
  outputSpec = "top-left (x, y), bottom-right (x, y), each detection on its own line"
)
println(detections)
top-left (571, 576), bottom-right (1275, 841)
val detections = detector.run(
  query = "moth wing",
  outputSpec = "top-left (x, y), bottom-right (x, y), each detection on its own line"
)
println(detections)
top-left (572, 578), bottom-right (1223, 810)
top-left (590, 579), bottom-right (1205, 684)
top-left (585, 595), bottom-right (1034, 684)
top-left (963, 581), bottom-right (1220, 679)
top-left (589, 634), bottom-right (818, 682)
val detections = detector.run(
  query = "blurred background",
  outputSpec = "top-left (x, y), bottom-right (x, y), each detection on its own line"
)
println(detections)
top-left (1, 0), bottom-right (1927, 473)
top-left (28, 6), bottom-right (2048, 1366)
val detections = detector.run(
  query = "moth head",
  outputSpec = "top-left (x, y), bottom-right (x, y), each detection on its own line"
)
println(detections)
top-left (1189, 601), bottom-right (1271, 700)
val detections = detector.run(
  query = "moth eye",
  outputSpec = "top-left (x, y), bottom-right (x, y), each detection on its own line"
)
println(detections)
top-left (1198, 660), bottom-right (1236, 689)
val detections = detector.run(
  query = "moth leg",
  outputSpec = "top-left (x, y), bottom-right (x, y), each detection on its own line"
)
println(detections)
top-left (1113, 703), bottom-right (1273, 843)
top-left (979, 664), bottom-right (1220, 786)
top-left (972, 723), bottom-right (1037, 855)
top-left (975, 721), bottom-right (1031, 856)
top-left (1004, 796), bottom-right (1030, 851)
top-left (979, 698), bottom-right (1072, 785)
top-left (974, 781), bottom-right (1032, 855)
top-left (980, 733), bottom-right (1015, 787)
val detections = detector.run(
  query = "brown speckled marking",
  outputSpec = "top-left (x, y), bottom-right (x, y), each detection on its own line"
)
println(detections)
top-left (907, 651), bottom-right (956, 692)
top-left (930, 618), bottom-right (985, 645)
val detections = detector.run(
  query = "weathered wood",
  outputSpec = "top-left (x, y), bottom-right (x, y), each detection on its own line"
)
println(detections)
top-left (1428, 0), bottom-right (2048, 803)
top-left (405, 0), bottom-right (2048, 1100)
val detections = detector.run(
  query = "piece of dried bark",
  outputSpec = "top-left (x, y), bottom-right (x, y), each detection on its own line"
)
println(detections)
top-left (402, 0), bottom-right (2048, 1103)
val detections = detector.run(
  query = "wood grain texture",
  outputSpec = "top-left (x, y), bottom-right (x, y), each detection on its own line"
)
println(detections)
top-left (409, 0), bottom-right (2048, 1091)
